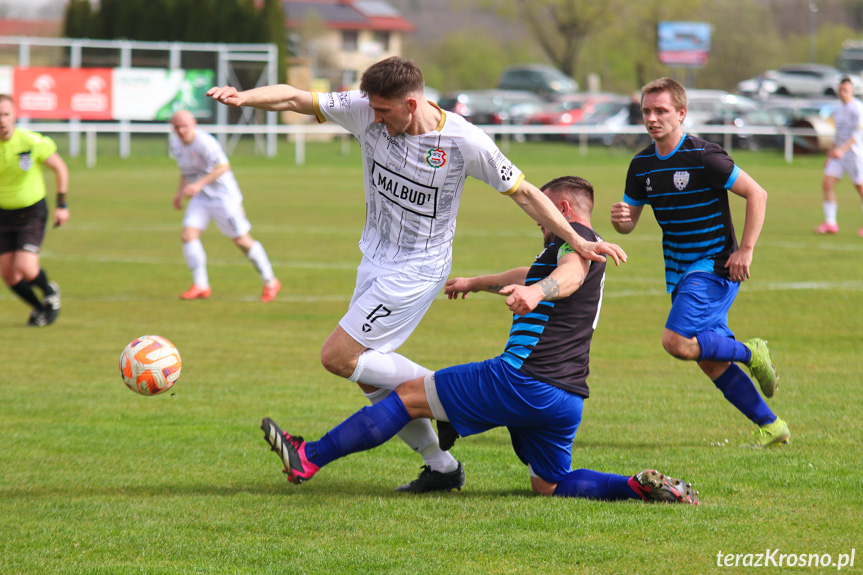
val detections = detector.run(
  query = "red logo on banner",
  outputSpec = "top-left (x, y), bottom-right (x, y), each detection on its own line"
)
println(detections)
top-left (14, 67), bottom-right (112, 120)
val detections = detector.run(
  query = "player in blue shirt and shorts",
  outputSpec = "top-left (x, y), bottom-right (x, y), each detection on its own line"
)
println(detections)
top-left (611, 77), bottom-right (789, 448)
top-left (257, 176), bottom-right (697, 505)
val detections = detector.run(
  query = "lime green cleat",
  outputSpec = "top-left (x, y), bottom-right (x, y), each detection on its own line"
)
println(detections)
top-left (743, 338), bottom-right (778, 398)
top-left (747, 418), bottom-right (791, 448)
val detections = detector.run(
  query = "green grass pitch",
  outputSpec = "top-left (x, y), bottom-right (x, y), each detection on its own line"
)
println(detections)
top-left (1, 139), bottom-right (861, 574)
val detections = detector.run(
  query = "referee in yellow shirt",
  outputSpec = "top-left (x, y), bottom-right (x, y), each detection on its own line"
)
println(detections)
top-left (0, 94), bottom-right (69, 326)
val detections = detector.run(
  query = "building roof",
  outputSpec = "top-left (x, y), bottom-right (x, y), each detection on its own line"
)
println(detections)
top-left (283, 0), bottom-right (414, 32)
top-left (0, 19), bottom-right (62, 37)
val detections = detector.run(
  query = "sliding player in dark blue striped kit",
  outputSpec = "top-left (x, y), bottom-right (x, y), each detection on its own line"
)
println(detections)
top-left (611, 77), bottom-right (789, 448)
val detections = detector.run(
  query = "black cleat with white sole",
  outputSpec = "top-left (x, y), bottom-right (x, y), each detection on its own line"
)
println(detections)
top-left (394, 461), bottom-right (465, 494)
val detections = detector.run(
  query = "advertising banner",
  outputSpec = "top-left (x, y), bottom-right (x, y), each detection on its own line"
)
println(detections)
top-left (657, 21), bottom-right (712, 68)
top-left (112, 68), bottom-right (215, 121)
top-left (14, 67), bottom-right (113, 119)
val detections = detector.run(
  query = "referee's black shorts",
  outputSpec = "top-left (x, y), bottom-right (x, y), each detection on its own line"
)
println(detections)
top-left (0, 198), bottom-right (48, 255)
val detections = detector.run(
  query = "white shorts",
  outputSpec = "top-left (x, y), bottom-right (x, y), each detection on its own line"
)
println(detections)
top-left (182, 194), bottom-right (251, 239)
top-left (824, 152), bottom-right (863, 186)
top-left (339, 256), bottom-right (447, 353)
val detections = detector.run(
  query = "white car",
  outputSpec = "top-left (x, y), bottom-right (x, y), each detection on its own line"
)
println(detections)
top-left (683, 90), bottom-right (759, 131)
top-left (737, 64), bottom-right (861, 98)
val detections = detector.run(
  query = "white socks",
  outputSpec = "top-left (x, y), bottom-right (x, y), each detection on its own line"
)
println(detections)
top-left (246, 240), bottom-right (275, 283)
top-left (348, 349), bottom-right (429, 390)
top-left (185, 239), bottom-right (275, 287)
top-left (182, 239), bottom-right (209, 287)
top-left (365, 388), bottom-right (459, 474)
top-left (824, 200), bottom-right (838, 226)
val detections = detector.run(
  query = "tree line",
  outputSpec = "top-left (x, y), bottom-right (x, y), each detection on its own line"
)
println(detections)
top-left (59, 0), bottom-right (863, 94)
top-left (415, 0), bottom-right (863, 93)
top-left (63, 0), bottom-right (286, 82)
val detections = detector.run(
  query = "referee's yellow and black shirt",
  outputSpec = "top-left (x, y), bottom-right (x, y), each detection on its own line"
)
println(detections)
top-left (0, 128), bottom-right (57, 210)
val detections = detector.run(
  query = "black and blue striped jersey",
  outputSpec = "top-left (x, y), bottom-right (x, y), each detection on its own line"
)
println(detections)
top-left (624, 134), bottom-right (741, 293)
top-left (500, 222), bottom-right (605, 398)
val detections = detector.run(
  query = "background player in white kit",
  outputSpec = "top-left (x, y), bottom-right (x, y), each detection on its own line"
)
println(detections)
top-left (207, 57), bottom-right (626, 492)
top-left (169, 110), bottom-right (281, 302)
top-left (814, 77), bottom-right (863, 236)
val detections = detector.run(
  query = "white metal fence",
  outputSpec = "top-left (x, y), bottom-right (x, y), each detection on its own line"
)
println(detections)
top-left (20, 121), bottom-right (825, 168)
top-left (1, 35), bottom-right (279, 156)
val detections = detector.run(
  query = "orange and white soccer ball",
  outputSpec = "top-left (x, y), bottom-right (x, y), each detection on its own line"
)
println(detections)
top-left (119, 335), bottom-right (182, 396)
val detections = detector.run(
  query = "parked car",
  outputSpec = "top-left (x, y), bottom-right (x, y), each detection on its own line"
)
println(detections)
top-left (521, 93), bottom-right (618, 140)
top-left (737, 64), bottom-right (860, 98)
top-left (437, 90), bottom-right (545, 126)
top-left (501, 100), bottom-right (546, 141)
top-left (706, 95), bottom-right (840, 154)
top-left (703, 107), bottom-right (792, 151)
top-left (683, 91), bottom-right (759, 132)
top-left (568, 97), bottom-right (631, 145)
top-left (760, 97), bottom-right (841, 153)
top-left (736, 73), bottom-right (780, 100)
top-left (497, 98), bottom-right (546, 126)
top-left (759, 95), bottom-right (839, 122)
top-left (497, 64), bottom-right (578, 99)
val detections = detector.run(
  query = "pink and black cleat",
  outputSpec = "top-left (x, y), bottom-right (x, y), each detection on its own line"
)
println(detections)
top-left (260, 417), bottom-right (319, 485)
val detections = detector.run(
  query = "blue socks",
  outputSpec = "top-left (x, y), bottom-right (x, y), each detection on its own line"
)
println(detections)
top-left (695, 333), bottom-right (774, 425)
top-left (713, 363), bottom-right (776, 426)
top-left (553, 469), bottom-right (640, 500)
top-left (304, 392), bottom-right (412, 468)
top-left (696, 332), bottom-right (751, 363)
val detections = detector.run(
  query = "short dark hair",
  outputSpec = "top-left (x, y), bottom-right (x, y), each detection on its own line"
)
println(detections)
top-left (642, 77), bottom-right (687, 111)
top-left (840, 76), bottom-right (854, 87)
top-left (359, 56), bottom-right (425, 100)
top-left (541, 175), bottom-right (595, 215)
top-left (0, 94), bottom-right (13, 106)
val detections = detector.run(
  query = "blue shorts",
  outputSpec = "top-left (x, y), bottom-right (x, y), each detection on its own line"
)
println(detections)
top-left (666, 271), bottom-right (738, 339)
top-left (434, 356), bottom-right (583, 483)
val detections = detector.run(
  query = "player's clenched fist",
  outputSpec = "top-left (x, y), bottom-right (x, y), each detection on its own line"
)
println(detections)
top-left (610, 201), bottom-right (632, 224)
top-left (501, 284), bottom-right (541, 316)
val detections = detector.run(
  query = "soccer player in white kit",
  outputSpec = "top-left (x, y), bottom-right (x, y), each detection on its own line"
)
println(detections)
top-left (815, 77), bottom-right (863, 236)
top-left (207, 57), bottom-right (626, 492)
top-left (169, 110), bottom-right (281, 302)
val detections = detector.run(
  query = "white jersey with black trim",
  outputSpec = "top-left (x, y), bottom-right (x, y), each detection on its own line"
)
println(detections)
top-left (313, 90), bottom-right (524, 280)
top-left (833, 98), bottom-right (863, 157)
top-left (169, 130), bottom-right (242, 202)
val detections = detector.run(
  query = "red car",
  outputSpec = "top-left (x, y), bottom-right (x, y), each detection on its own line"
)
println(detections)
top-left (524, 93), bottom-right (619, 140)
top-left (437, 90), bottom-right (544, 126)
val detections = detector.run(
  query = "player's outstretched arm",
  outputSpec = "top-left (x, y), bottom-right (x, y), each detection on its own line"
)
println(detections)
top-left (510, 181), bottom-right (627, 265)
top-left (445, 268), bottom-right (529, 299)
top-left (207, 84), bottom-right (315, 115)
